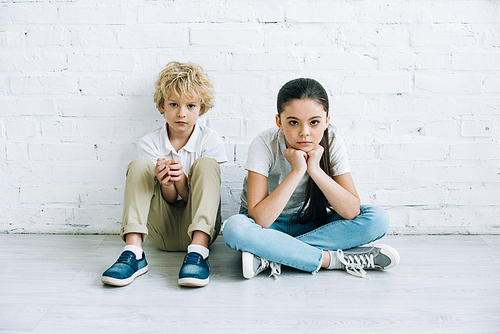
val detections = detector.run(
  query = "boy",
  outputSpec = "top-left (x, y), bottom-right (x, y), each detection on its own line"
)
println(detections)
top-left (102, 61), bottom-right (227, 287)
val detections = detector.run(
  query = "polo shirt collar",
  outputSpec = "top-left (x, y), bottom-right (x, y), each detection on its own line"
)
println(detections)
top-left (160, 123), bottom-right (200, 155)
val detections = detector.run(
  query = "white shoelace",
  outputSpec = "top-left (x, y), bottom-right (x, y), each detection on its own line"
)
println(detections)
top-left (336, 249), bottom-right (375, 279)
top-left (269, 261), bottom-right (281, 279)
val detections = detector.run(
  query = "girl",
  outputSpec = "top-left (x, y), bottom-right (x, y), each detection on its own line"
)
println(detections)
top-left (223, 78), bottom-right (400, 279)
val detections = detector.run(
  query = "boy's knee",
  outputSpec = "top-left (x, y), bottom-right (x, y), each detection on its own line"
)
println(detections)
top-left (191, 157), bottom-right (219, 172)
top-left (189, 157), bottom-right (220, 181)
top-left (127, 158), bottom-right (155, 177)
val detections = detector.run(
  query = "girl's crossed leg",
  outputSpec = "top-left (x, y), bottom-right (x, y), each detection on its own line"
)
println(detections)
top-left (223, 205), bottom-right (397, 277)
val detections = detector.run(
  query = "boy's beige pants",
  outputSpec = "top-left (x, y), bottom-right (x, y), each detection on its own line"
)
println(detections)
top-left (120, 157), bottom-right (222, 251)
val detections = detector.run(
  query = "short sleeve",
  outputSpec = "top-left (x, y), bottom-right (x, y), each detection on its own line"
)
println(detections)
top-left (201, 131), bottom-right (227, 164)
top-left (137, 132), bottom-right (161, 163)
top-left (244, 134), bottom-right (273, 177)
top-left (329, 132), bottom-right (350, 176)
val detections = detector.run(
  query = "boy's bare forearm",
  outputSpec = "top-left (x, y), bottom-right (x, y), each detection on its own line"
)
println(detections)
top-left (174, 173), bottom-right (189, 202)
top-left (160, 183), bottom-right (178, 203)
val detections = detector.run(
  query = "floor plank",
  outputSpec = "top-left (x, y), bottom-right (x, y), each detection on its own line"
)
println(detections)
top-left (1, 234), bottom-right (499, 333)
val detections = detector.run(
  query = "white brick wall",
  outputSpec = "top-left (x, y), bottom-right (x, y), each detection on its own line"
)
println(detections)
top-left (1, 0), bottom-right (499, 235)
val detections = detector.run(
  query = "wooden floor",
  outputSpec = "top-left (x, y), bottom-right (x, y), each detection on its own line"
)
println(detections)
top-left (1, 234), bottom-right (499, 333)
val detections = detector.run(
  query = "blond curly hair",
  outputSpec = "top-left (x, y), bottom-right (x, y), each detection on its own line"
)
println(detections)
top-left (153, 61), bottom-right (215, 116)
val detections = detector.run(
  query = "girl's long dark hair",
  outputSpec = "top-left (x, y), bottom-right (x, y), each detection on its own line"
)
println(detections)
top-left (277, 78), bottom-right (334, 226)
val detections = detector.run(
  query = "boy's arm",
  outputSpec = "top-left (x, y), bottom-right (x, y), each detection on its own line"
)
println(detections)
top-left (164, 159), bottom-right (189, 202)
top-left (155, 158), bottom-right (179, 203)
top-left (174, 172), bottom-right (189, 202)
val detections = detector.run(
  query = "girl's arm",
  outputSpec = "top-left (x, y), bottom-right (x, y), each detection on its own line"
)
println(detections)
top-left (247, 148), bottom-right (307, 228)
top-left (306, 146), bottom-right (360, 220)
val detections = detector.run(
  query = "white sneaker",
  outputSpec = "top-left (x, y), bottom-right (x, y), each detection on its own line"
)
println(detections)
top-left (242, 252), bottom-right (281, 279)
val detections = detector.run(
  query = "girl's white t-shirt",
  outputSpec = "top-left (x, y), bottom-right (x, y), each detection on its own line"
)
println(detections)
top-left (240, 124), bottom-right (350, 215)
top-left (138, 122), bottom-right (227, 177)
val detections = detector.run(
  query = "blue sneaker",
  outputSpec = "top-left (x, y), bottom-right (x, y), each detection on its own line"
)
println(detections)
top-left (178, 252), bottom-right (209, 287)
top-left (101, 251), bottom-right (148, 286)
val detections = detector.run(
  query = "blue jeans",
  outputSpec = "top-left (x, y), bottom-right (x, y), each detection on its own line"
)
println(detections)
top-left (223, 205), bottom-right (389, 273)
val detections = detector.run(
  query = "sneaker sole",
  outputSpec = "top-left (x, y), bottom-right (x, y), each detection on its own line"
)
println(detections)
top-left (178, 277), bottom-right (209, 287)
top-left (242, 251), bottom-right (256, 279)
top-left (374, 244), bottom-right (400, 270)
top-left (101, 266), bottom-right (148, 287)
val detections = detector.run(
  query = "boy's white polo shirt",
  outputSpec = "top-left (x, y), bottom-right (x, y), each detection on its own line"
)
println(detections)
top-left (137, 122), bottom-right (227, 177)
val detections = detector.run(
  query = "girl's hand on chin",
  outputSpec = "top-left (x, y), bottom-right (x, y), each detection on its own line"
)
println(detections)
top-left (284, 147), bottom-right (308, 174)
top-left (306, 145), bottom-right (324, 172)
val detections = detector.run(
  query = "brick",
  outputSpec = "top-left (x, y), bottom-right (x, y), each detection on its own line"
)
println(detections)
top-left (424, 120), bottom-right (461, 138)
top-left (411, 25), bottom-right (486, 48)
top-left (380, 97), bottom-right (455, 117)
top-left (20, 186), bottom-right (80, 204)
top-left (379, 143), bottom-right (448, 161)
top-left (118, 27), bottom-right (188, 49)
top-left (232, 53), bottom-right (301, 71)
top-left (58, 99), bottom-right (128, 117)
top-left (24, 27), bottom-right (70, 47)
top-left (452, 53), bottom-right (500, 71)
top-left (485, 77), bottom-right (500, 93)
top-left (287, 3), bottom-right (356, 23)
top-left (120, 77), bottom-right (154, 96)
top-left (375, 188), bottom-right (446, 206)
top-left (138, 4), bottom-right (207, 23)
top-left (254, 4), bottom-right (285, 23)
top-left (6, 142), bottom-right (27, 162)
top-left (330, 97), bottom-right (367, 116)
top-left (98, 54), bottom-right (136, 72)
top-left (245, 119), bottom-right (276, 138)
top-left (10, 76), bottom-right (78, 94)
top-left (79, 187), bottom-right (123, 206)
top-left (430, 4), bottom-right (499, 23)
top-left (28, 143), bottom-right (95, 161)
top-left (378, 51), bottom-right (450, 71)
top-left (0, 186), bottom-right (19, 204)
top-left (456, 98), bottom-right (500, 116)
top-left (346, 143), bottom-right (377, 160)
top-left (190, 28), bottom-right (263, 46)
top-left (414, 164), bottom-right (500, 183)
top-left (447, 186), bottom-right (500, 206)
top-left (390, 120), bottom-right (424, 136)
top-left (0, 97), bottom-right (55, 116)
top-left (70, 27), bottom-right (119, 48)
top-left (5, 120), bottom-right (38, 138)
top-left (2, 164), bottom-right (52, 185)
top-left (234, 143), bottom-right (249, 164)
top-left (450, 143), bottom-right (500, 160)
top-left (386, 209), bottom-right (407, 229)
top-left (340, 25), bottom-right (408, 47)
top-left (343, 75), bottom-right (410, 94)
top-left (214, 75), bottom-right (270, 94)
top-left (79, 77), bottom-right (122, 95)
top-left (358, 3), bottom-right (431, 24)
top-left (306, 53), bottom-right (377, 71)
top-left (41, 120), bottom-right (74, 139)
top-left (415, 74), bottom-right (482, 94)
top-left (207, 118), bottom-right (241, 138)
top-left (67, 53), bottom-right (100, 72)
top-left (58, 6), bottom-right (125, 25)
top-left (263, 26), bottom-right (334, 47)
top-left (0, 30), bottom-right (24, 48)
top-left (0, 5), bottom-right (58, 24)
top-left (461, 119), bottom-right (494, 137)
top-left (408, 209), bottom-right (475, 228)
top-left (112, 120), bottom-right (146, 139)
top-left (0, 53), bottom-right (67, 72)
